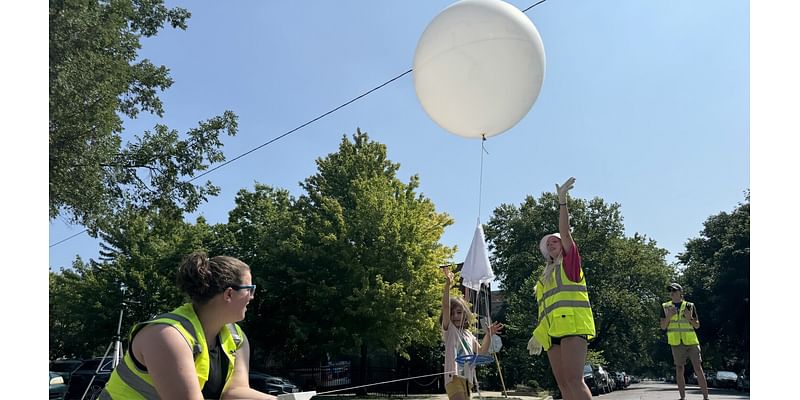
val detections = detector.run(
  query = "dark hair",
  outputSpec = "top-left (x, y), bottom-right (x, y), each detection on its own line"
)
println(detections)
top-left (176, 252), bottom-right (250, 304)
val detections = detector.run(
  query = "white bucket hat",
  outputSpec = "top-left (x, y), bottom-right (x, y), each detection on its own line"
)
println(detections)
top-left (539, 232), bottom-right (561, 259)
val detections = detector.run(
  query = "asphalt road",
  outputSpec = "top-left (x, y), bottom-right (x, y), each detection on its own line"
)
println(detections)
top-left (581, 381), bottom-right (750, 400)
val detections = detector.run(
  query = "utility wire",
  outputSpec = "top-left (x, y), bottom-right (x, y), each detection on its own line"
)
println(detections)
top-left (49, 0), bottom-right (549, 248)
top-left (190, 69), bottom-right (413, 182)
top-left (49, 229), bottom-right (90, 248)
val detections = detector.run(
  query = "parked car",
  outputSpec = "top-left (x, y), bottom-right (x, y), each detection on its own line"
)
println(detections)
top-left (583, 363), bottom-right (612, 395)
top-left (50, 359), bottom-right (84, 386)
top-left (65, 357), bottom-right (115, 400)
top-left (249, 371), bottom-right (300, 395)
top-left (50, 372), bottom-right (68, 400)
top-left (705, 370), bottom-right (717, 387)
top-left (713, 370), bottom-right (738, 389)
top-left (612, 371), bottom-right (630, 389)
top-left (736, 369), bottom-right (749, 392)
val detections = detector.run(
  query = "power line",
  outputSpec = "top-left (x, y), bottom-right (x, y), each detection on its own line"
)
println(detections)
top-left (49, 1), bottom-right (549, 249)
top-left (189, 69), bottom-right (412, 183)
top-left (49, 228), bottom-right (89, 248)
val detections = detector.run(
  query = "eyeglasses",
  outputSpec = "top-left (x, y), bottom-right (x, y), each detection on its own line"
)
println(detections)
top-left (230, 284), bottom-right (257, 296)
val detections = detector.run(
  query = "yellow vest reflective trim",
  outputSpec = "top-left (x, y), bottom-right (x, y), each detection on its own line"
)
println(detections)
top-left (110, 358), bottom-right (160, 398)
top-left (157, 312), bottom-right (203, 355)
top-left (539, 300), bottom-right (593, 321)
top-left (540, 284), bottom-right (588, 301)
top-left (101, 303), bottom-right (245, 399)
top-left (534, 259), bottom-right (596, 348)
top-left (662, 301), bottom-right (700, 345)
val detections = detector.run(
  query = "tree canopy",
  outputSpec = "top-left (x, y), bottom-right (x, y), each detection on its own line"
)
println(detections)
top-left (49, 0), bottom-right (237, 230)
top-left (677, 191), bottom-right (749, 371)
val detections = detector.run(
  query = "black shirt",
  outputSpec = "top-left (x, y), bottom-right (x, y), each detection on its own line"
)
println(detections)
top-left (202, 335), bottom-right (229, 399)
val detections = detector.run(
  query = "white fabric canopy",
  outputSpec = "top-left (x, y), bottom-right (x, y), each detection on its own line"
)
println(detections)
top-left (460, 224), bottom-right (495, 291)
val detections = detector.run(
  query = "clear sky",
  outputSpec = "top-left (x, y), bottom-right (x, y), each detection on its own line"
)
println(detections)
top-left (48, 0), bottom-right (750, 280)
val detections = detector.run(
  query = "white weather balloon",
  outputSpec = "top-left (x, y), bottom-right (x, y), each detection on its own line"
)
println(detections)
top-left (413, 0), bottom-right (546, 138)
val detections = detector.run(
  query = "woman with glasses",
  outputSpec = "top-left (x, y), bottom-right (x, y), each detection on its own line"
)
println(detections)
top-left (101, 252), bottom-right (273, 399)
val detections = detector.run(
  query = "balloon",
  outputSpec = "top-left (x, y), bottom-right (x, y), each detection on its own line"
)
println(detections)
top-left (413, 0), bottom-right (546, 139)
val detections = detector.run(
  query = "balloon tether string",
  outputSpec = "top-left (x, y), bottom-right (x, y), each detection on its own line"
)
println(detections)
top-left (478, 134), bottom-right (489, 224)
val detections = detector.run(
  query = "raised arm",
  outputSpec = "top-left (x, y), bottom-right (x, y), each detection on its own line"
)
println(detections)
top-left (441, 267), bottom-right (453, 331)
top-left (555, 177), bottom-right (576, 253)
top-left (477, 322), bottom-right (504, 354)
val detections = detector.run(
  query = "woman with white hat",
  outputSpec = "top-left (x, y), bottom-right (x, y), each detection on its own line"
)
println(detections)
top-left (527, 177), bottom-right (595, 400)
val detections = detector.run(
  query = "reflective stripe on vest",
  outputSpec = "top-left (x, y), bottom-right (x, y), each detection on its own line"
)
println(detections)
top-left (111, 358), bottom-right (160, 398)
top-left (535, 259), bottom-right (595, 341)
top-left (157, 312), bottom-right (203, 355)
top-left (663, 301), bottom-right (700, 345)
top-left (537, 263), bottom-right (592, 321)
top-left (101, 303), bottom-right (245, 399)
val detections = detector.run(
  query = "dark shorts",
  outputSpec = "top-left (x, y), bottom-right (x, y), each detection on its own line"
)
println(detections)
top-left (550, 335), bottom-right (588, 346)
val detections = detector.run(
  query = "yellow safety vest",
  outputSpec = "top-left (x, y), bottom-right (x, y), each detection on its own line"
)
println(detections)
top-left (662, 301), bottom-right (700, 346)
top-left (533, 260), bottom-right (595, 351)
top-left (100, 303), bottom-right (244, 399)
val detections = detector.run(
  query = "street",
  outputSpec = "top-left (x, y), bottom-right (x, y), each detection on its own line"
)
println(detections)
top-left (382, 381), bottom-right (750, 400)
top-left (570, 381), bottom-right (749, 400)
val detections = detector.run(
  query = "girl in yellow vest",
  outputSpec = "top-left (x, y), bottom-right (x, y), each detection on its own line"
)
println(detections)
top-left (526, 177), bottom-right (595, 400)
top-left (660, 282), bottom-right (710, 400)
top-left (101, 252), bottom-right (275, 399)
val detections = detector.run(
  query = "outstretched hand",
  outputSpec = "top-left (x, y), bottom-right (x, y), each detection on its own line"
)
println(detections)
top-left (527, 336), bottom-right (542, 355)
top-left (555, 177), bottom-right (575, 203)
top-left (442, 267), bottom-right (454, 285)
top-left (486, 321), bottom-right (504, 336)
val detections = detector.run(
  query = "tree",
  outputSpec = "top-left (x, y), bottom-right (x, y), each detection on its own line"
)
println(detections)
top-left (49, 208), bottom-right (218, 359)
top-left (484, 192), bottom-right (673, 390)
top-left (294, 129), bottom-right (455, 378)
top-left (677, 192), bottom-right (749, 370)
top-left (220, 184), bottom-right (308, 367)
top-left (50, 0), bottom-right (237, 230)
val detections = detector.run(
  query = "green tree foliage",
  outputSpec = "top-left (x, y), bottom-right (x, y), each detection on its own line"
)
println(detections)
top-left (50, 258), bottom-right (120, 359)
top-left (50, 0), bottom-right (237, 229)
top-left (49, 209), bottom-right (218, 359)
top-left (677, 192), bottom-right (749, 370)
top-left (295, 129), bottom-right (455, 367)
top-left (221, 184), bottom-right (308, 366)
top-left (484, 193), bottom-right (673, 390)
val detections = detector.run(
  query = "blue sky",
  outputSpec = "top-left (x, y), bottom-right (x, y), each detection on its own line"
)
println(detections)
top-left (48, 0), bottom-right (750, 281)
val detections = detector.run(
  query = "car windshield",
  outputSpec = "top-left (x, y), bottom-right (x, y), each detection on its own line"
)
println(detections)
top-left (583, 365), bottom-right (592, 373)
top-left (717, 371), bottom-right (736, 379)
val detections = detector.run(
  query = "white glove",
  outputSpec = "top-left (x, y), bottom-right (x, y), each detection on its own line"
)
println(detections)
top-left (555, 177), bottom-right (575, 204)
top-left (527, 336), bottom-right (543, 355)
